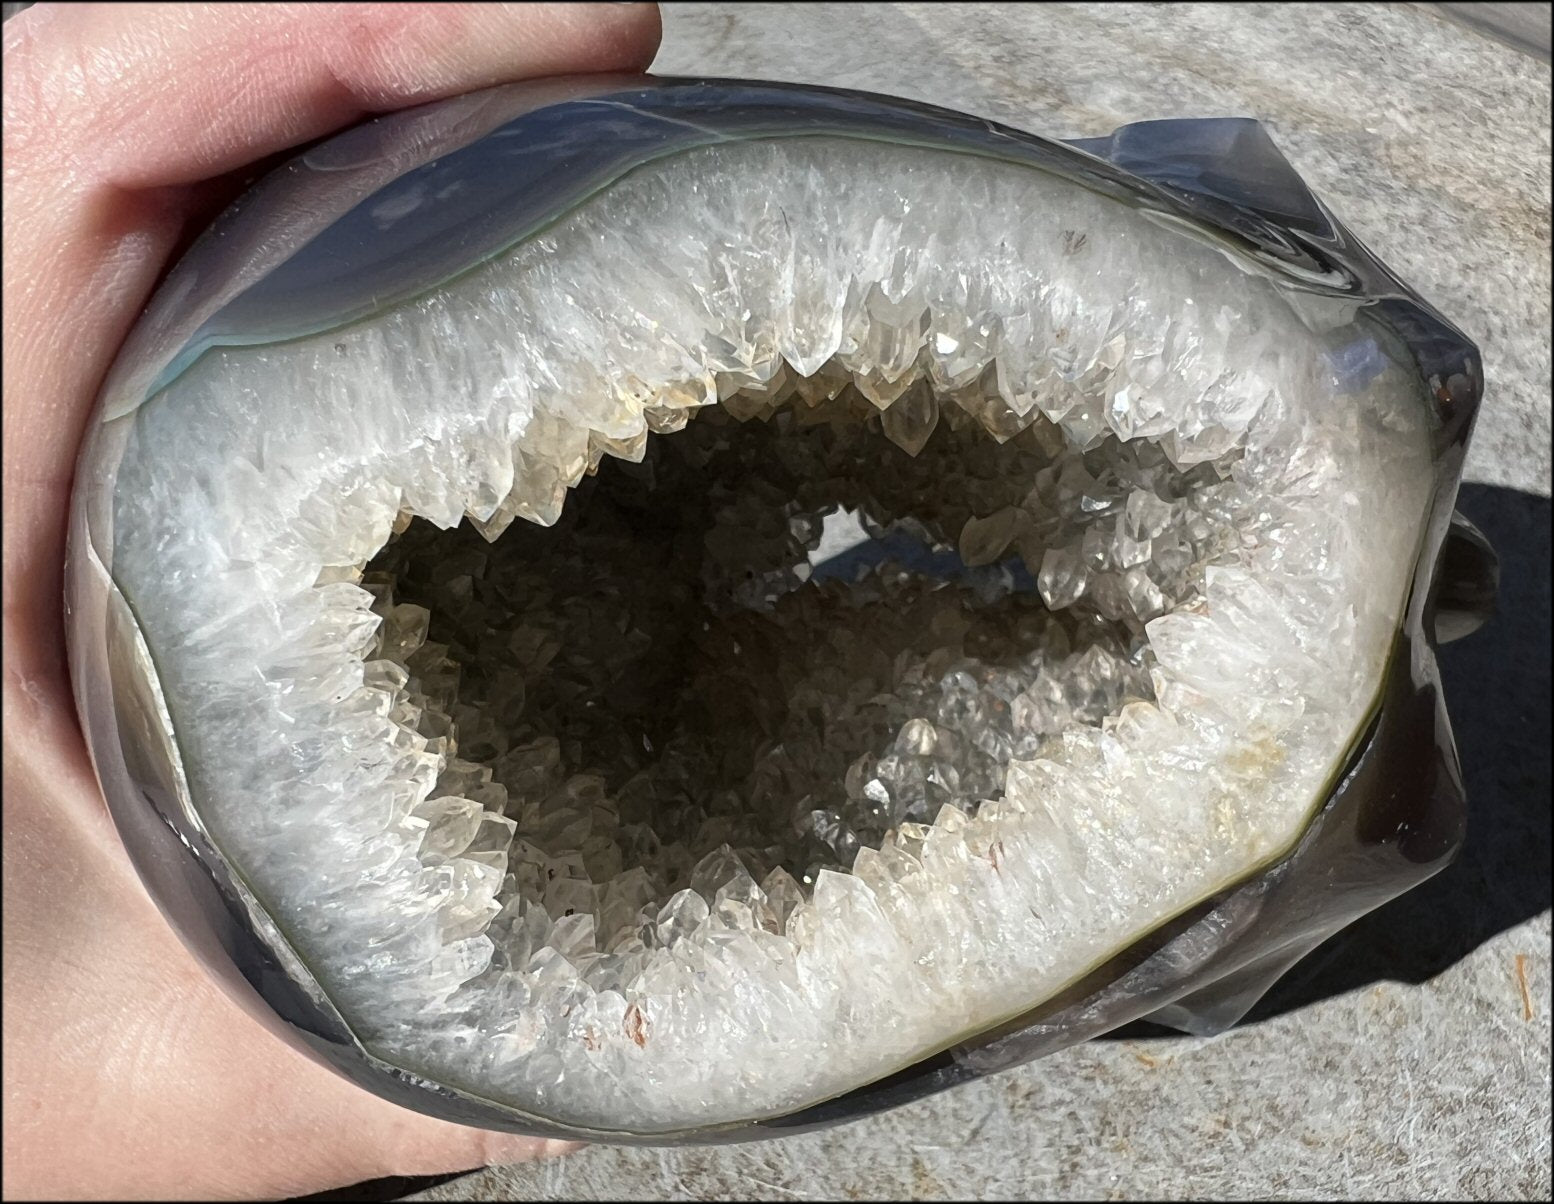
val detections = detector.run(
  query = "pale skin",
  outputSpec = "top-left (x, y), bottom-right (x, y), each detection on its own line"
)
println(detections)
top-left (1, 4), bottom-right (663, 1198)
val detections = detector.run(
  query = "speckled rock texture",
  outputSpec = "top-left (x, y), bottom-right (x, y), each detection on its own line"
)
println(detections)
top-left (411, 4), bottom-right (1549, 1198)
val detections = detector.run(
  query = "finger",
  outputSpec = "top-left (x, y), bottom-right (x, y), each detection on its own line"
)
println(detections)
top-left (4, 2), bottom-right (663, 188)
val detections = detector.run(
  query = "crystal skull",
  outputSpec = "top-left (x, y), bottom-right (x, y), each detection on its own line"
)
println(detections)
top-left (66, 76), bottom-right (1495, 1140)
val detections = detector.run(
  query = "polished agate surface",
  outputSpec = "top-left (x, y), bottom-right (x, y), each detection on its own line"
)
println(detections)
top-left (67, 77), bottom-right (1485, 1138)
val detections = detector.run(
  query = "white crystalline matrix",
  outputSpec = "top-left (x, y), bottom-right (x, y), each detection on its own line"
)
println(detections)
top-left (107, 136), bottom-right (1435, 1134)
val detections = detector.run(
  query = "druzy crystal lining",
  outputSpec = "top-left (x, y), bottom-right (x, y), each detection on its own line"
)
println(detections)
top-left (108, 136), bottom-right (1433, 1132)
top-left (367, 392), bottom-right (1245, 901)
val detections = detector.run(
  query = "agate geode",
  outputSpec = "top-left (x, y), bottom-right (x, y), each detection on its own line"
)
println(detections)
top-left (66, 76), bottom-right (1496, 1140)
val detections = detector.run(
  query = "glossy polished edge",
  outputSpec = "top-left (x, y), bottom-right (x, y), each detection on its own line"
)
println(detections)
top-left (64, 75), bottom-right (1492, 1143)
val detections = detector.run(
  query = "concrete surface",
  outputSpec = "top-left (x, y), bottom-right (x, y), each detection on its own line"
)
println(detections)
top-left (410, 4), bottom-right (1551, 1201)
top-left (1432, 3), bottom-right (1551, 61)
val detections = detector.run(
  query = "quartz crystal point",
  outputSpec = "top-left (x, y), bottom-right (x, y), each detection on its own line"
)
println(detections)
top-left (67, 77), bottom-right (1494, 1142)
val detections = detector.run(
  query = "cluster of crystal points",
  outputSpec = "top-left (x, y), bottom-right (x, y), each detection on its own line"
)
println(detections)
top-left (367, 393), bottom-right (1238, 908)
top-left (109, 136), bottom-right (1434, 1132)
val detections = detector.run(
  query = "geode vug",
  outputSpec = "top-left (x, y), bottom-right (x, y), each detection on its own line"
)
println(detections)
top-left (67, 76), bottom-right (1495, 1140)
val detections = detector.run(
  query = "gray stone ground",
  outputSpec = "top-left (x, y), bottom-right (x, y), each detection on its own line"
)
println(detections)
top-left (411, 4), bottom-right (1552, 1201)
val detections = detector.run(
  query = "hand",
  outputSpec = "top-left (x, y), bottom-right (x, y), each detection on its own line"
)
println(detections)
top-left (1, 5), bottom-right (661, 1198)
